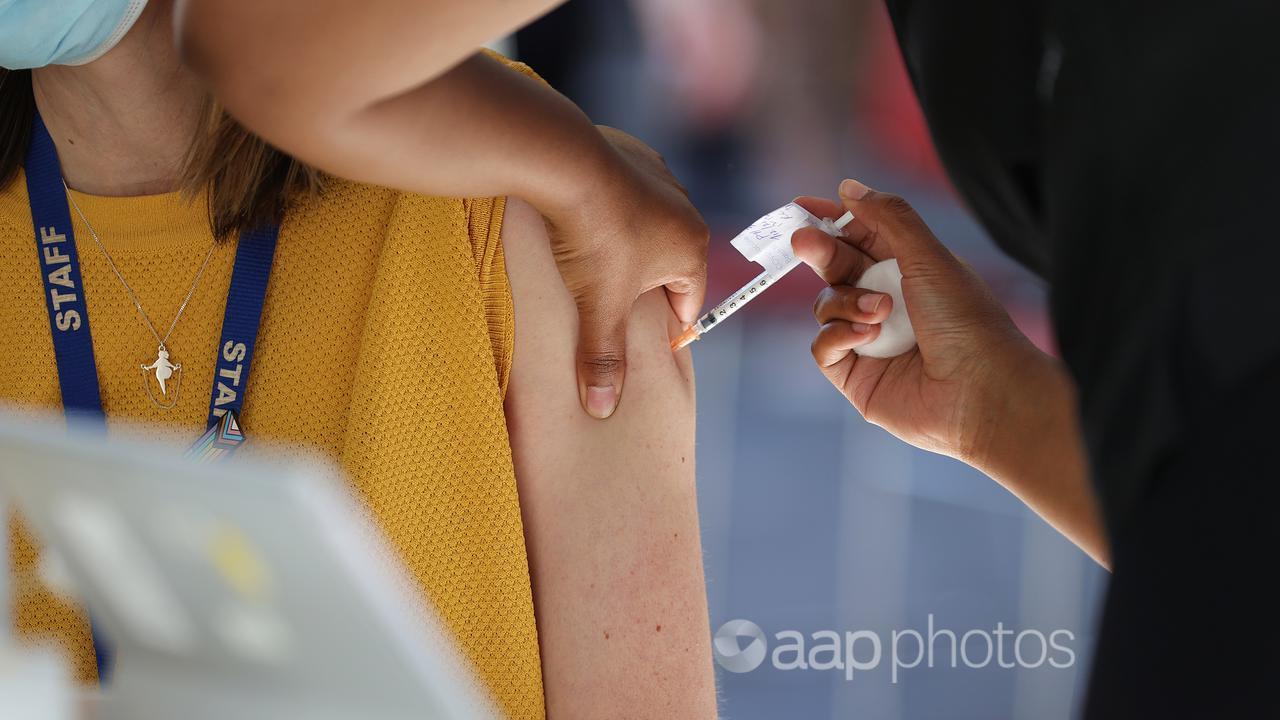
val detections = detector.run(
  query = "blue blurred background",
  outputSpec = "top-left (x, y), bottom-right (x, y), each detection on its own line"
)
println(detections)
top-left (512, 2), bottom-right (1108, 717)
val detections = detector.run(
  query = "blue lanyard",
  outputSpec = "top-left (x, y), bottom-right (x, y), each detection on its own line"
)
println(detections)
top-left (25, 111), bottom-right (277, 432)
top-left (204, 223), bottom-right (276, 429)
top-left (25, 113), bottom-right (104, 422)
top-left (26, 112), bottom-right (278, 678)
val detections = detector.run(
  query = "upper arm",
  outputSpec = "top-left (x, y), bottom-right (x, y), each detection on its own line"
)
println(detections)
top-left (178, 0), bottom-right (564, 105)
top-left (501, 198), bottom-right (716, 718)
top-left (177, 0), bottom-right (569, 161)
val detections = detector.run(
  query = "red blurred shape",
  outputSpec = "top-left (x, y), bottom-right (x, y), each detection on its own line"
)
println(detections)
top-left (857, 3), bottom-right (950, 191)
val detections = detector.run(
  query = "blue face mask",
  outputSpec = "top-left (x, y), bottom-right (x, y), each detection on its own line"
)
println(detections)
top-left (0, 0), bottom-right (149, 70)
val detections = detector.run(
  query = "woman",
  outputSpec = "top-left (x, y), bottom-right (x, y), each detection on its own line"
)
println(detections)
top-left (794, 4), bottom-right (1280, 717)
top-left (1, 2), bottom-right (716, 718)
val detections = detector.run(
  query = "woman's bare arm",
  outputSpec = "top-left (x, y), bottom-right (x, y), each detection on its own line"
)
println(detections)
top-left (502, 197), bottom-right (716, 718)
top-left (176, 0), bottom-right (565, 97)
top-left (177, 34), bottom-right (611, 224)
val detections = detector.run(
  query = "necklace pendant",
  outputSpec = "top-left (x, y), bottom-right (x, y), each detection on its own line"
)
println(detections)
top-left (140, 344), bottom-right (183, 410)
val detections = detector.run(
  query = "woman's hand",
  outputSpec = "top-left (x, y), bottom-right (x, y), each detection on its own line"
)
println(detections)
top-left (542, 126), bottom-right (708, 419)
top-left (792, 179), bottom-right (1036, 462)
top-left (793, 180), bottom-right (1108, 565)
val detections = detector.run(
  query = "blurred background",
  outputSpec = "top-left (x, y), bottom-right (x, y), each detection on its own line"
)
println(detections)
top-left (510, 2), bottom-right (1107, 718)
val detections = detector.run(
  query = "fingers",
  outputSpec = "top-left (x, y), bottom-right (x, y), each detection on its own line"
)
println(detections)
top-left (837, 179), bottom-right (956, 275)
top-left (811, 320), bottom-right (880, 369)
top-left (791, 226), bottom-right (877, 285)
top-left (791, 194), bottom-right (893, 287)
top-left (808, 285), bottom-right (890, 390)
top-left (663, 258), bottom-right (707, 326)
top-left (813, 285), bottom-right (893, 325)
top-left (665, 286), bottom-right (702, 328)
top-left (657, 190), bottom-right (708, 325)
top-left (792, 195), bottom-right (845, 220)
top-left (794, 195), bottom-right (894, 262)
top-left (576, 300), bottom-right (629, 419)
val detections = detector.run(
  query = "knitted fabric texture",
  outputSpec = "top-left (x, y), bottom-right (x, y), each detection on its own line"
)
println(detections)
top-left (0, 173), bottom-right (544, 718)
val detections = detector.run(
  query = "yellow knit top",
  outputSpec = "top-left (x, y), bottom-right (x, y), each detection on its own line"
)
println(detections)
top-left (0, 172), bottom-right (545, 717)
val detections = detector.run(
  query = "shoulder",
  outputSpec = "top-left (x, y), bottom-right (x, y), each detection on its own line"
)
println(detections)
top-left (285, 177), bottom-right (505, 269)
top-left (480, 49), bottom-right (546, 85)
top-left (289, 177), bottom-right (516, 391)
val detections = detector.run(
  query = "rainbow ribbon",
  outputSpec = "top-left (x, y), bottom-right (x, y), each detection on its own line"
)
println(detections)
top-left (186, 410), bottom-right (246, 464)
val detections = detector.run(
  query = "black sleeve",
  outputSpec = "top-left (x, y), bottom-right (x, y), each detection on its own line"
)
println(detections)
top-left (1043, 3), bottom-right (1280, 716)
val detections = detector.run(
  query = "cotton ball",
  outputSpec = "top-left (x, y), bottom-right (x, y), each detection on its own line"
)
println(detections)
top-left (854, 259), bottom-right (916, 358)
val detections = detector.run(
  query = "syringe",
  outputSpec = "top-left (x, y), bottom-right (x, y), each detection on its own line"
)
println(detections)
top-left (672, 210), bottom-right (854, 350)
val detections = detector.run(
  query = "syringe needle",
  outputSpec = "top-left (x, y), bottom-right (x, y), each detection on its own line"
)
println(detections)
top-left (671, 324), bottom-right (702, 351)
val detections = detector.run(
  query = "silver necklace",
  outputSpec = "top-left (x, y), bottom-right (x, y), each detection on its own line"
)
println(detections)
top-left (63, 182), bottom-right (218, 410)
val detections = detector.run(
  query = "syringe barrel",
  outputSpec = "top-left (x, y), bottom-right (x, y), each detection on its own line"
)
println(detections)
top-left (696, 259), bottom-right (799, 331)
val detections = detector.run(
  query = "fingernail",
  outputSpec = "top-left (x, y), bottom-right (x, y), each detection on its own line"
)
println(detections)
top-left (586, 385), bottom-right (619, 419)
top-left (839, 179), bottom-right (871, 200)
top-left (857, 293), bottom-right (886, 313)
top-left (852, 322), bottom-right (873, 334)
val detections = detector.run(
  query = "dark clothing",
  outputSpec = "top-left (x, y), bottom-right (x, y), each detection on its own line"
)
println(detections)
top-left (886, 0), bottom-right (1280, 715)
